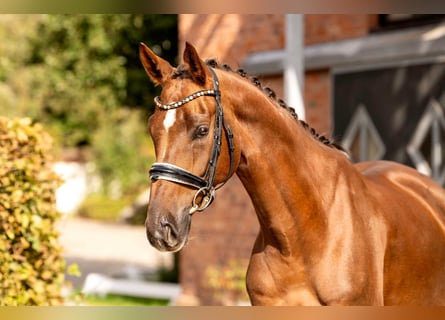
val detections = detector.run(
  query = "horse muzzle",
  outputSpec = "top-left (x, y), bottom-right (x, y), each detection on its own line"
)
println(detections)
top-left (145, 213), bottom-right (191, 252)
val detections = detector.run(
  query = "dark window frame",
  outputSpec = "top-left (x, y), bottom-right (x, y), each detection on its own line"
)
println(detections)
top-left (372, 14), bottom-right (445, 32)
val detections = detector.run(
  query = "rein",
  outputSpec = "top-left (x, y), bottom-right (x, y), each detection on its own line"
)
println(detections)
top-left (149, 67), bottom-right (235, 214)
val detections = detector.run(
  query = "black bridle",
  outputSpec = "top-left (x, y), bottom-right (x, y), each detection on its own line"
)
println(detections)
top-left (149, 67), bottom-right (235, 214)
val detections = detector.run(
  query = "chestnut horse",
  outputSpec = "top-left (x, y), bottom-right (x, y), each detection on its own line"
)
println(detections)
top-left (139, 42), bottom-right (445, 305)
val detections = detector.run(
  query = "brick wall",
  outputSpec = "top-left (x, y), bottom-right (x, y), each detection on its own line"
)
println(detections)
top-left (176, 14), bottom-right (376, 305)
top-left (179, 14), bottom-right (284, 65)
top-left (177, 177), bottom-right (257, 305)
top-left (305, 15), bottom-right (375, 45)
top-left (305, 69), bottom-right (332, 134)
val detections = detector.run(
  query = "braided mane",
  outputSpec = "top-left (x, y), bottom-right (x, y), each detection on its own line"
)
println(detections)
top-left (173, 59), bottom-right (345, 153)
top-left (207, 59), bottom-right (347, 153)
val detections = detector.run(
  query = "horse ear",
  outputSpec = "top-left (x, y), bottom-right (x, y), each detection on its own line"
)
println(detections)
top-left (183, 42), bottom-right (209, 86)
top-left (139, 42), bottom-right (173, 85)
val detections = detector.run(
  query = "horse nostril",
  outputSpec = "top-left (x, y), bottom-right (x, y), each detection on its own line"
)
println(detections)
top-left (160, 220), bottom-right (178, 246)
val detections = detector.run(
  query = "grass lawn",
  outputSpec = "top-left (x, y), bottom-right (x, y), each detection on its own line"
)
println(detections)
top-left (81, 293), bottom-right (169, 306)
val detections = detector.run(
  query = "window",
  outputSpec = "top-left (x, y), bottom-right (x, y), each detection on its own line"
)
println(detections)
top-left (407, 99), bottom-right (445, 185)
top-left (375, 14), bottom-right (445, 31)
top-left (341, 105), bottom-right (386, 163)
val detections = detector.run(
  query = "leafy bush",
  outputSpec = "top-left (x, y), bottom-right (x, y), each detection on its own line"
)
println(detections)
top-left (0, 15), bottom-right (175, 199)
top-left (0, 117), bottom-right (69, 305)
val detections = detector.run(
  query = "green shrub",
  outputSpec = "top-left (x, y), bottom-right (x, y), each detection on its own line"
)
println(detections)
top-left (0, 117), bottom-right (68, 305)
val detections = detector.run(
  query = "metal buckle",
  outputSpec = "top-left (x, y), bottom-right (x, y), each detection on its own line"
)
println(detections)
top-left (189, 187), bottom-right (216, 215)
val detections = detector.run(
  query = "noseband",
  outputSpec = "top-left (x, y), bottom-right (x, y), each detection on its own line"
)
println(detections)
top-left (149, 67), bottom-right (235, 214)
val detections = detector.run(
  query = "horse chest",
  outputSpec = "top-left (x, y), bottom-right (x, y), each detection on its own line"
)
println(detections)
top-left (246, 245), bottom-right (323, 305)
top-left (246, 234), bottom-right (383, 306)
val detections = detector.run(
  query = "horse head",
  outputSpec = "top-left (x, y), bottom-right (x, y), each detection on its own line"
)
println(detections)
top-left (139, 42), bottom-right (237, 252)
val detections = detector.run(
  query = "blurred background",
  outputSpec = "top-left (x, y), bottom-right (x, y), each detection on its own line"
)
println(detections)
top-left (1, 14), bottom-right (445, 306)
top-left (0, 14), bottom-right (180, 306)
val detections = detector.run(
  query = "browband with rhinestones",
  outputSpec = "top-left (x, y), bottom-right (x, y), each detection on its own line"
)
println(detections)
top-left (154, 89), bottom-right (218, 110)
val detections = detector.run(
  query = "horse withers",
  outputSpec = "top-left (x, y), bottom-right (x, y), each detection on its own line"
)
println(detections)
top-left (139, 41), bottom-right (445, 305)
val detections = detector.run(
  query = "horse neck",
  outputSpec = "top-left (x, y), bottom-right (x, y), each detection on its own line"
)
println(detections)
top-left (221, 72), bottom-right (354, 254)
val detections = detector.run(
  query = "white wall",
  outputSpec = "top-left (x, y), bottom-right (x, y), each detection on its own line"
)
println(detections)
top-left (53, 161), bottom-right (101, 214)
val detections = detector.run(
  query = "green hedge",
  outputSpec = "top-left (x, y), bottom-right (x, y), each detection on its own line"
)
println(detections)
top-left (0, 117), bottom-right (67, 305)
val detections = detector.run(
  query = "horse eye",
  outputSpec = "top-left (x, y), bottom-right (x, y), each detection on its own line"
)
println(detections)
top-left (194, 125), bottom-right (209, 139)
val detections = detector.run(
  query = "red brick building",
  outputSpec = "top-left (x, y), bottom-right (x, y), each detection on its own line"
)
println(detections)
top-left (176, 14), bottom-right (445, 305)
